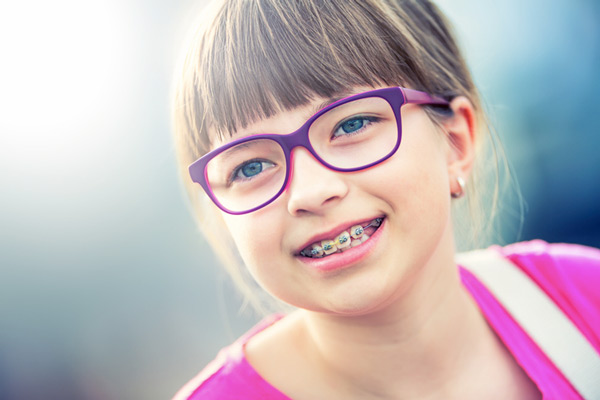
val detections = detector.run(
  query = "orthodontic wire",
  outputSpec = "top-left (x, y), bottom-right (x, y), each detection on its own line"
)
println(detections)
top-left (299, 218), bottom-right (383, 257)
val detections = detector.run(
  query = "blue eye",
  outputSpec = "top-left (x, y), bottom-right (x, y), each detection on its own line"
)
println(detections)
top-left (231, 159), bottom-right (275, 182)
top-left (340, 118), bottom-right (365, 133)
top-left (241, 161), bottom-right (262, 177)
top-left (333, 116), bottom-right (378, 138)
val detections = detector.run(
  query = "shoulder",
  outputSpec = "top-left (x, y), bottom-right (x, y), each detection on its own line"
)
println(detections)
top-left (462, 240), bottom-right (600, 297)
top-left (499, 239), bottom-right (600, 263)
top-left (172, 314), bottom-right (287, 400)
top-left (496, 240), bottom-right (600, 347)
top-left (496, 240), bottom-right (600, 290)
top-left (171, 344), bottom-right (240, 400)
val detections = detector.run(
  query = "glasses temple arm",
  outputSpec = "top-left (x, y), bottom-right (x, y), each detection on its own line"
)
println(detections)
top-left (400, 87), bottom-right (449, 106)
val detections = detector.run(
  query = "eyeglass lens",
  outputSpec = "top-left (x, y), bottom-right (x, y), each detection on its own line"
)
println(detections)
top-left (205, 96), bottom-right (397, 213)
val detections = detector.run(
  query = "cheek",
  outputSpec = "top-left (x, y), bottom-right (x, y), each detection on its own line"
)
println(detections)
top-left (221, 211), bottom-right (285, 284)
top-left (362, 116), bottom-right (452, 227)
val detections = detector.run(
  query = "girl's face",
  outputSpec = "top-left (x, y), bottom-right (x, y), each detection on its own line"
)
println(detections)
top-left (213, 87), bottom-right (470, 316)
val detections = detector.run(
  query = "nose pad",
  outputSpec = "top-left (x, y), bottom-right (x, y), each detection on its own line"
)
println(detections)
top-left (285, 147), bottom-right (349, 215)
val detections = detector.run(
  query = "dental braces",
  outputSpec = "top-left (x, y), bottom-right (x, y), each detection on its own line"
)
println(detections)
top-left (300, 218), bottom-right (383, 258)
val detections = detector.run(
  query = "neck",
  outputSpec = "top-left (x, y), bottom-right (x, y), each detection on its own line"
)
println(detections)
top-left (298, 239), bottom-right (492, 398)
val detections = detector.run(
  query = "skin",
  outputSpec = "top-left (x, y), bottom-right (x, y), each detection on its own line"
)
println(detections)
top-left (212, 88), bottom-right (541, 399)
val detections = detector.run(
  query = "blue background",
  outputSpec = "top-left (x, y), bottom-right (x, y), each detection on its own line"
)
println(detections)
top-left (0, 0), bottom-right (598, 398)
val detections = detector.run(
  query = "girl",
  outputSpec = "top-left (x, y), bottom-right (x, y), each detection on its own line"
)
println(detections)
top-left (172, 0), bottom-right (600, 398)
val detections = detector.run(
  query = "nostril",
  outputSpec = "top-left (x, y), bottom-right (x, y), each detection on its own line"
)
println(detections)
top-left (323, 195), bottom-right (339, 205)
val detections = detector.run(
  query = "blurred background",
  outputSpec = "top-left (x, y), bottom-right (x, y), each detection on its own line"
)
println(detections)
top-left (0, 0), bottom-right (598, 399)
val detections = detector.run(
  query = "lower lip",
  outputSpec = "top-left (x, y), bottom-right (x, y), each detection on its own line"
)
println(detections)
top-left (297, 218), bottom-right (386, 273)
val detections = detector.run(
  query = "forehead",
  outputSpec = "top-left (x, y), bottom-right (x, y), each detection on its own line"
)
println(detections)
top-left (208, 86), bottom-right (376, 149)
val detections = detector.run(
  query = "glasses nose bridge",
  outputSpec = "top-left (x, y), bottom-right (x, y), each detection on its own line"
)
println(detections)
top-left (279, 124), bottom-right (317, 159)
top-left (277, 123), bottom-right (329, 193)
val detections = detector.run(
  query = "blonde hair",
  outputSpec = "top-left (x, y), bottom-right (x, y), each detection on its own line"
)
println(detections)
top-left (173, 0), bottom-right (506, 313)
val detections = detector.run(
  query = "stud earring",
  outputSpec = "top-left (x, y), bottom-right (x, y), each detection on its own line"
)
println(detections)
top-left (451, 176), bottom-right (466, 199)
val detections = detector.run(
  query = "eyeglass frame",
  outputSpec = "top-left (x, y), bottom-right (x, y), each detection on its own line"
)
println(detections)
top-left (189, 86), bottom-right (450, 215)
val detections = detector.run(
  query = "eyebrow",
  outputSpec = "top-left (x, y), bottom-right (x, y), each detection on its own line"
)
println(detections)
top-left (215, 141), bottom-right (256, 161)
top-left (312, 90), bottom-right (355, 115)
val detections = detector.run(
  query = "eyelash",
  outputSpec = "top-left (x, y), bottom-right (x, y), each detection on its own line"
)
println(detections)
top-left (332, 115), bottom-right (381, 139)
top-left (229, 159), bottom-right (274, 184)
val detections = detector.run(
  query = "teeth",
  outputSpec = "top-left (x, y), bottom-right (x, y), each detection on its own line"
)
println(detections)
top-left (321, 240), bottom-right (337, 255)
top-left (301, 218), bottom-right (383, 258)
top-left (310, 244), bottom-right (324, 258)
top-left (350, 225), bottom-right (364, 239)
top-left (335, 231), bottom-right (351, 249)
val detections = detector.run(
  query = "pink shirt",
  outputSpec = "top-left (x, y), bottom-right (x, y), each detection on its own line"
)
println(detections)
top-left (173, 241), bottom-right (600, 399)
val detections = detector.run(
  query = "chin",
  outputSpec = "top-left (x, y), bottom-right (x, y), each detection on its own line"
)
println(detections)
top-left (309, 274), bottom-right (405, 317)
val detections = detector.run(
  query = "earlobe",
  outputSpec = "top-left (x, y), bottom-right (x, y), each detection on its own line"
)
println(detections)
top-left (451, 176), bottom-right (466, 198)
top-left (442, 96), bottom-right (477, 190)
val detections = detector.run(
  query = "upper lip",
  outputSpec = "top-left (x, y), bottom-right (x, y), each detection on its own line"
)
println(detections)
top-left (294, 216), bottom-right (384, 255)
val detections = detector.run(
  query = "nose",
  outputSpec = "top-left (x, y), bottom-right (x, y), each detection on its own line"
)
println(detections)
top-left (285, 147), bottom-right (349, 216)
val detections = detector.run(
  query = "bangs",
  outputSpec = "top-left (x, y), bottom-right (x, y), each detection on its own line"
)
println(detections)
top-left (194, 0), bottom-right (423, 145)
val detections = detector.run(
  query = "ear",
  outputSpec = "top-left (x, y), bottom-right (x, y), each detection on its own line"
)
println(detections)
top-left (441, 96), bottom-right (477, 195)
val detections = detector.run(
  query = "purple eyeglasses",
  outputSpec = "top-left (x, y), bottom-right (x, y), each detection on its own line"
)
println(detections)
top-left (189, 86), bottom-right (449, 215)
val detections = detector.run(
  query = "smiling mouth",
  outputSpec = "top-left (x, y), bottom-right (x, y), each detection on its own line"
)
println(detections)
top-left (298, 217), bottom-right (384, 259)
